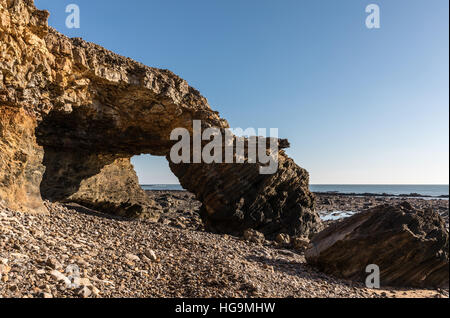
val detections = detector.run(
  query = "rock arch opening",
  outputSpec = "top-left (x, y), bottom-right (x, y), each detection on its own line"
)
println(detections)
top-left (131, 155), bottom-right (179, 187)
top-left (0, 0), bottom-right (322, 238)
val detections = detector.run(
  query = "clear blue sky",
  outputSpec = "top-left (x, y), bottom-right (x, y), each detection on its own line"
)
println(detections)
top-left (35, 0), bottom-right (449, 185)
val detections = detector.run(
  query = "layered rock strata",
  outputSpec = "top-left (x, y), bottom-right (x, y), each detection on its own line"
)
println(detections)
top-left (305, 203), bottom-right (449, 288)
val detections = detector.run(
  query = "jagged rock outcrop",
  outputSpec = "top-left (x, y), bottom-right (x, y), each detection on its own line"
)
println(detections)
top-left (0, 106), bottom-right (45, 213)
top-left (170, 149), bottom-right (320, 237)
top-left (305, 203), bottom-right (449, 288)
top-left (0, 0), bottom-right (322, 236)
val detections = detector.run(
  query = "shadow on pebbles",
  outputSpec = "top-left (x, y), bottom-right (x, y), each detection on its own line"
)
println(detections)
top-left (0, 193), bottom-right (447, 299)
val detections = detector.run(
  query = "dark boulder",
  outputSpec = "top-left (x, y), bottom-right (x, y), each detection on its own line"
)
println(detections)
top-left (305, 203), bottom-right (449, 288)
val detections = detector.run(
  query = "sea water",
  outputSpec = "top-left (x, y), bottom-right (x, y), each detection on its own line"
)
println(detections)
top-left (142, 184), bottom-right (449, 197)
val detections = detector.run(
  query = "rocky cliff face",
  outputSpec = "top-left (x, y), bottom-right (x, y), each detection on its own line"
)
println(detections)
top-left (0, 0), bottom-right (322, 237)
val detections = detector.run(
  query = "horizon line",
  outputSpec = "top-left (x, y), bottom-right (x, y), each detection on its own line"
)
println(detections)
top-left (140, 183), bottom-right (450, 186)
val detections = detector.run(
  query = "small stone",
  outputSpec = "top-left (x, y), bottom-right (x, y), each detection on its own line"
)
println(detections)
top-left (46, 257), bottom-right (63, 270)
top-left (159, 218), bottom-right (171, 226)
top-left (243, 229), bottom-right (265, 244)
top-left (10, 253), bottom-right (29, 260)
top-left (88, 285), bottom-right (100, 297)
top-left (40, 292), bottom-right (53, 298)
top-left (173, 220), bottom-right (186, 229)
top-left (275, 233), bottom-right (291, 246)
top-left (0, 264), bottom-right (11, 276)
top-left (262, 264), bottom-right (274, 273)
top-left (144, 249), bottom-right (158, 262)
top-left (78, 277), bottom-right (92, 287)
top-left (78, 286), bottom-right (92, 298)
top-left (125, 253), bottom-right (140, 262)
top-left (50, 270), bottom-right (71, 286)
top-left (293, 237), bottom-right (310, 251)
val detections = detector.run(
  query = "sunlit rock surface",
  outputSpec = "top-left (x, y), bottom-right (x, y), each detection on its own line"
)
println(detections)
top-left (0, 0), bottom-right (322, 236)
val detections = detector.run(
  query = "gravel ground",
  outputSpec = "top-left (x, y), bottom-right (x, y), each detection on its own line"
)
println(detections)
top-left (0, 195), bottom-right (448, 299)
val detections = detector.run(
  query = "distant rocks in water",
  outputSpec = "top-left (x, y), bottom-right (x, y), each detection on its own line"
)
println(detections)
top-left (314, 191), bottom-right (448, 199)
top-left (306, 203), bottom-right (449, 288)
top-left (315, 193), bottom-right (449, 229)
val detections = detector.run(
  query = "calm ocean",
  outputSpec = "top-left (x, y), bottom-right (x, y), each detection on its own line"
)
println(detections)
top-left (141, 184), bottom-right (449, 197)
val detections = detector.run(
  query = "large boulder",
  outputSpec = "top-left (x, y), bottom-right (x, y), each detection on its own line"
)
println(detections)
top-left (0, 0), bottom-right (322, 236)
top-left (169, 144), bottom-right (321, 238)
top-left (305, 203), bottom-right (449, 288)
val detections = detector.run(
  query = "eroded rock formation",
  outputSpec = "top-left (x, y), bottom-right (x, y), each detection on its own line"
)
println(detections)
top-left (0, 0), bottom-right (322, 236)
top-left (305, 203), bottom-right (449, 288)
top-left (170, 151), bottom-right (319, 237)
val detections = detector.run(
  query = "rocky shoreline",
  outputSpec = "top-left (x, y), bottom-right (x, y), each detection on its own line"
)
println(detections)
top-left (1, 0), bottom-right (448, 300)
top-left (147, 190), bottom-right (449, 230)
top-left (314, 193), bottom-right (449, 229)
top-left (1, 192), bottom-right (448, 298)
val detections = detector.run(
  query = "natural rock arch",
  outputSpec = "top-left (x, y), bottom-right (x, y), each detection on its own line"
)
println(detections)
top-left (0, 0), bottom-right (322, 237)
